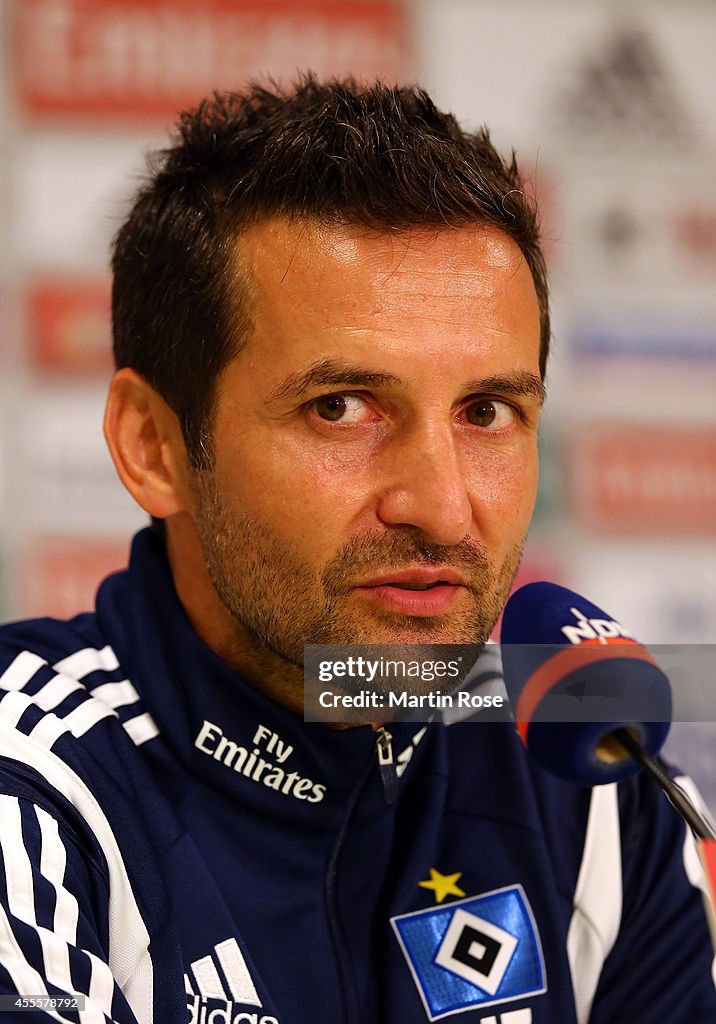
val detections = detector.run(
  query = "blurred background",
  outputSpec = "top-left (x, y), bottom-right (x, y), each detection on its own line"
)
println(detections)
top-left (0, 0), bottom-right (715, 795)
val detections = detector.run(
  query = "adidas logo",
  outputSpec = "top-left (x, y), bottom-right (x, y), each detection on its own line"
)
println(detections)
top-left (552, 22), bottom-right (692, 147)
top-left (185, 938), bottom-right (279, 1024)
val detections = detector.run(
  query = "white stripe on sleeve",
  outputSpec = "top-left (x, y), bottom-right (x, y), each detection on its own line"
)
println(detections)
top-left (0, 651), bottom-right (47, 691)
top-left (0, 717), bottom-right (153, 1022)
top-left (0, 796), bottom-right (36, 924)
top-left (0, 798), bottom-right (108, 1022)
top-left (86, 947), bottom-right (119, 1018)
top-left (676, 775), bottom-right (716, 988)
top-left (0, 690), bottom-right (39, 730)
top-left (54, 646), bottom-right (120, 680)
top-left (31, 674), bottom-right (84, 712)
top-left (122, 713), bottom-right (159, 746)
top-left (62, 700), bottom-right (117, 739)
top-left (0, 902), bottom-right (75, 1024)
top-left (566, 783), bottom-right (623, 1024)
top-left (89, 680), bottom-right (140, 710)
top-left (29, 713), bottom-right (71, 749)
top-left (36, 807), bottom-right (79, 945)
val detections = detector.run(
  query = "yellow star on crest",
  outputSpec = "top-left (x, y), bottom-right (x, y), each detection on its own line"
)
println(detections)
top-left (418, 868), bottom-right (466, 904)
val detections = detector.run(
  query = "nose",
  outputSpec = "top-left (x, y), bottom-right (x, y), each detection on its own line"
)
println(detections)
top-left (375, 422), bottom-right (473, 546)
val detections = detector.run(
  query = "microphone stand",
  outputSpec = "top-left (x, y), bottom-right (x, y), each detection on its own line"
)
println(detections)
top-left (613, 727), bottom-right (716, 842)
top-left (613, 726), bottom-right (716, 952)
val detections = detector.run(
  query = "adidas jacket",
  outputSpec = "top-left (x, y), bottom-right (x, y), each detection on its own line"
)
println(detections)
top-left (0, 527), bottom-right (715, 1024)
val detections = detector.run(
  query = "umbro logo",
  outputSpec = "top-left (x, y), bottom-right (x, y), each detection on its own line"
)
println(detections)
top-left (185, 938), bottom-right (279, 1024)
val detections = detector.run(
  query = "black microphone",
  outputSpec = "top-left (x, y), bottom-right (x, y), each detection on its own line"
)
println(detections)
top-left (500, 582), bottom-right (714, 839)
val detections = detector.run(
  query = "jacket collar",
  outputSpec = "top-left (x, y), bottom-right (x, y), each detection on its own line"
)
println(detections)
top-left (96, 527), bottom-right (430, 824)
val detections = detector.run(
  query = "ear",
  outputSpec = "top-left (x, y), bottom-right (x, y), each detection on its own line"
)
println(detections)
top-left (104, 368), bottom-right (195, 518)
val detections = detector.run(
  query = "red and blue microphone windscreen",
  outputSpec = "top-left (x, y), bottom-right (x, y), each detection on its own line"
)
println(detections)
top-left (500, 582), bottom-right (671, 786)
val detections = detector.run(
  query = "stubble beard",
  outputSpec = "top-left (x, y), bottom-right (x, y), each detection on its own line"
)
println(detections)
top-left (193, 471), bottom-right (524, 674)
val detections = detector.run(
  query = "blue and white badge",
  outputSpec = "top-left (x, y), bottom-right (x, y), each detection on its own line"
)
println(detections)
top-left (391, 885), bottom-right (546, 1020)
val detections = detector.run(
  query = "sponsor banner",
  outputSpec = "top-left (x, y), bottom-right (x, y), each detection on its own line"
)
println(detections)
top-left (0, 406), bottom-right (5, 515)
top-left (531, 427), bottom-right (563, 528)
top-left (419, 5), bottom-right (716, 152)
top-left (0, 542), bottom-right (10, 622)
top-left (571, 315), bottom-right (716, 363)
top-left (15, 0), bottom-right (409, 122)
top-left (548, 18), bottom-right (699, 152)
top-left (561, 173), bottom-right (716, 293)
top-left (565, 543), bottom-right (716, 646)
top-left (19, 534), bottom-right (129, 618)
top-left (567, 424), bottom-right (716, 536)
top-left (26, 279), bottom-right (113, 374)
top-left (17, 386), bottom-right (148, 534)
top-left (13, 135), bottom-right (152, 272)
top-left (0, 285), bottom-right (9, 367)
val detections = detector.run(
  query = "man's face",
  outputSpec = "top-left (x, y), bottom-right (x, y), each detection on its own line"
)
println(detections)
top-left (190, 218), bottom-right (543, 677)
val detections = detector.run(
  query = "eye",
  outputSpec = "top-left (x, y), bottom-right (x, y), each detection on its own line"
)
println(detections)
top-left (464, 398), bottom-right (515, 429)
top-left (311, 392), bottom-right (372, 423)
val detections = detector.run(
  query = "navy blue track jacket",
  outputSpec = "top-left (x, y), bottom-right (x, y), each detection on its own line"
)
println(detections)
top-left (0, 527), bottom-right (715, 1023)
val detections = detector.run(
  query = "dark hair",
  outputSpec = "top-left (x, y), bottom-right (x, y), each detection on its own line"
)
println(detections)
top-left (112, 74), bottom-right (549, 469)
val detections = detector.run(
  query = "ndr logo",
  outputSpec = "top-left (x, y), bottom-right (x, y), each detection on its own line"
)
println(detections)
top-left (561, 607), bottom-right (634, 646)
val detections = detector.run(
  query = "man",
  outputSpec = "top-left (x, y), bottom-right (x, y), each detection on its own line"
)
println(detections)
top-left (0, 76), bottom-right (713, 1024)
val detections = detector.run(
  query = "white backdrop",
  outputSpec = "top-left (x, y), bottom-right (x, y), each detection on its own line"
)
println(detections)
top-left (1, 0), bottom-right (715, 797)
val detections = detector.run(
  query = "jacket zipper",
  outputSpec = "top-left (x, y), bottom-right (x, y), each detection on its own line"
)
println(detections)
top-left (324, 729), bottom-right (400, 1023)
top-left (375, 727), bottom-right (398, 804)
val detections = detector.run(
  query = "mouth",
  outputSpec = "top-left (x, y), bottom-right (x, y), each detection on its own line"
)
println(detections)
top-left (382, 582), bottom-right (445, 590)
top-left (358, 568), bottom-right (467, 588)
top-left (353, 569), bottom-right (468, 616)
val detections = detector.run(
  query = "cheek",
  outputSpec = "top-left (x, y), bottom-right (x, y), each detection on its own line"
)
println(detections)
top-left (463, 445), bottom-right (538, 527)
top-left (219, 437), bottom-right (372, 527)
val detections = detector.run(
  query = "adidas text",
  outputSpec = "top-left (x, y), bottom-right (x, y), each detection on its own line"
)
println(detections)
top-left (187, 995), bottom-right (278, 1024)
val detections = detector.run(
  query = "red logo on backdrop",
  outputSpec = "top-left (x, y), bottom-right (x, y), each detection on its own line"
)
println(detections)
top-left (15, 0), bottom-right (409, 122)
top-left (568, 426), bottom-right (716, 536)
top-left (27, 280), bottom-right (113, 375)
top-left (21, 537), bottom-right (129, 619)
top-left (674, 210), bottom-right (716, 264)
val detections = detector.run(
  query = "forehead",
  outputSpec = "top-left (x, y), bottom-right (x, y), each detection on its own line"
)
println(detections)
top-left (232, 217), bottom-right (540, 374)
top-left (237, 216), bottom-right (534, 302)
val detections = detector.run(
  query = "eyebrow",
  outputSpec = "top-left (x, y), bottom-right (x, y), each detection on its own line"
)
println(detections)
top-left (265, 358), bottom-right (546, 406)
top-left (265, 359), bottom-right (401, 403)
top-left (464, 372), bottom-right (546, 405)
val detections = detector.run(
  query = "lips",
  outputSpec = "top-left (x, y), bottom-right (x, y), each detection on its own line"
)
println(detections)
top-left (353, 569), bottom-right (468, 617)
top-left (357, 568), bottom-right (467, 588)
top-left (382, 581), bottom-right (443, 591)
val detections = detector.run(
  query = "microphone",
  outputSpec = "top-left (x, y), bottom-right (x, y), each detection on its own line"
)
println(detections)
top-left (500, 581), bottom-right (671, 787)
top-left (500, 580), bottom-right (716, 844)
